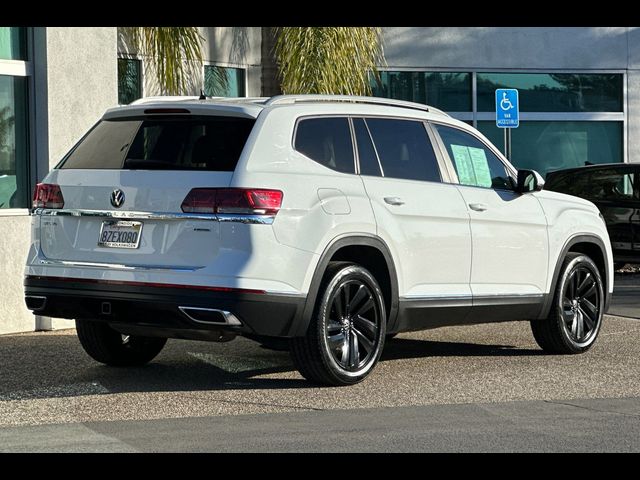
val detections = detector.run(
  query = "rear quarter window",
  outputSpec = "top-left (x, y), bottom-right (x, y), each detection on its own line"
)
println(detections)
top-left (294, 117), bottom-right (355, 174)
top-left (59, 116), bottom-right (255, 171)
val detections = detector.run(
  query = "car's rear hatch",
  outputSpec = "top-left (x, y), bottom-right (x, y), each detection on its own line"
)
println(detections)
top-left (37, 106), bottom-right (258, 270)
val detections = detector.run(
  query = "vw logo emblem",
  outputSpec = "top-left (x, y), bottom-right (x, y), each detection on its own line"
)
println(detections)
top-left (110, 189), bottom-right (125, 208)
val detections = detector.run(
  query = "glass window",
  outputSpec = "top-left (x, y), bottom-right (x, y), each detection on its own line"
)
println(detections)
top-left (435, 124), bottom-right (513, 190)
top-left (0, 75), bottom-right (28, 208)
top-left (117, 58), bottom-right (142, 105)
top-left (60, 117), bottom-right (255, 171)
top-left (478, 121), bottom-right (623, 178)
top-left (294, 117), bottom-right (355, 174)
top-left (371, 71), bottom-right (471, 111)
top-left (353, 118), bottom-right (381, 176)
top-left (546, 168), bottom-right (638, 202)
top-left (366, 118), bottom-right (440, 182)
top-left (204, 65), bottom-right (245, 97)
top-left (0, 27), bottom-right (26, 61)
top-left (477, 73), bottom-right (623, 112)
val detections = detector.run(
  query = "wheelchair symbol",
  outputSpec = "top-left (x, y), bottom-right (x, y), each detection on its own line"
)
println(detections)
top-left (500, 92), bottom-right (514, 111)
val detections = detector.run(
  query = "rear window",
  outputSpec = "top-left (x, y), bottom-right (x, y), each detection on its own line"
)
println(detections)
top-left (59, 116), bottom-right (255, 171)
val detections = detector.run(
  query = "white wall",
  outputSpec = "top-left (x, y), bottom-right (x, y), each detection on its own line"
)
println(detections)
top-left (0, 27), bottom-right (118, 335)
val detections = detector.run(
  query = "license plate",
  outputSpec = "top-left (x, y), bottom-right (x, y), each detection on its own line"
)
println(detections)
top-left (98, 220), bottom-right (143, 249)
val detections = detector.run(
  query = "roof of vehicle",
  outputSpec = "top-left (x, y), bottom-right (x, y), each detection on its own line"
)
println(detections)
top-left (546, 162), bottom-right (638, 180)
top-left (102, 94), bottom-right (452, 121)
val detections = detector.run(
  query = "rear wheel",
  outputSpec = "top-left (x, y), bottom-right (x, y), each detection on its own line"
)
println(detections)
top-left (290, 262), bottom-right (386, 386)
top-left (531, 253), bottom-right (604, 354)
top-left (76, 319), bottom-right (167, 366)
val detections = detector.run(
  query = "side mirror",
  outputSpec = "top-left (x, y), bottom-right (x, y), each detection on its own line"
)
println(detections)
top-left (517, 169), bottom-right (545, 193)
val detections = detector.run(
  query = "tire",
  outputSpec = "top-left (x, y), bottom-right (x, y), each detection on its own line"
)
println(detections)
top-left (290, 262), bottom-right (386, 386)
top-left (76, 319), bottom-right (167, 366)
top-left (531, 253), bottom-right (605, 354)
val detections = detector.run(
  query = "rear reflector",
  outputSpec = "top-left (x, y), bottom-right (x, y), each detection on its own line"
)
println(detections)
top-left (33, 183), bottom-right (65, 209)
top-left (181, 188), bottom-right (283, 216)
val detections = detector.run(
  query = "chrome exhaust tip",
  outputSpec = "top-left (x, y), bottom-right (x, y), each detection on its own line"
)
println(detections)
top-left (178, 307), bottom-right (242, 326)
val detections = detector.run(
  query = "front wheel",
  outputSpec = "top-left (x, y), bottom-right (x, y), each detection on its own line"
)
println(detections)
top-left (76, 319), bottom-right (167, 366)
top-left (290, 262), bottom-right (386, 386)
top-left (531, 253), bottom-right (604, 354)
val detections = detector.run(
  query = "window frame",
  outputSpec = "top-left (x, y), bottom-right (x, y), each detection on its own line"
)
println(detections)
top-left (429, 120), bottom-right (518, 192)
top-left (0, 27), bottom-right (32, 215)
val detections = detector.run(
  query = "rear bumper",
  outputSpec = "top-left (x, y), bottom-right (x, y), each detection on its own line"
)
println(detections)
top-left (24, 276), bottom-right (306, 338)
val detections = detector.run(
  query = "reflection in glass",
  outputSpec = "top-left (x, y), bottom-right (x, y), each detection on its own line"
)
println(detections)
top-left (0, 27), bottom-right (26, 60)
top-left (371, 71), bottom-right (472, 111)
top-left (0, 76), bottom-right (28, 208)
top-left (204, 66), bottom-right (245, 97)
top-left (478, 121), bottom-right (622, 177)
top-left (117, 58), bottom-right (142, 105)
top-left (477, 73), bottom-right (622, 112)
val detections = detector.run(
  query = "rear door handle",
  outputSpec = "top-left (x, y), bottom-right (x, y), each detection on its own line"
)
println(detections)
top-left (468, 203), bottom-right (488, 212)
top-left (384, 197), bottom-right (405, 206)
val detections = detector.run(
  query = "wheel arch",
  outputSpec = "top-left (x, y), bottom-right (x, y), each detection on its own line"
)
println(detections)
top-left (291, 234), bottom-right (400, 337)
top-left (539, 234), bottom-right (611, 319)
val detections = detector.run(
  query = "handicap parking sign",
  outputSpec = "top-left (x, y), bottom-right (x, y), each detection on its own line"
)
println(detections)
top-left (496, 89), bottom-right (519, 128)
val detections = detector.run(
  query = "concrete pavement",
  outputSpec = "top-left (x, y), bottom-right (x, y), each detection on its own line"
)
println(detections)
top-left (0, 314), bottom-right (638, 451)
top-left (2, 397), bottom-right (639, 452)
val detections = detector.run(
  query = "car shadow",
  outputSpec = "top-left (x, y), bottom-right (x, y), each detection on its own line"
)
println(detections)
top-left (0, 331), bottom-right (543, 398)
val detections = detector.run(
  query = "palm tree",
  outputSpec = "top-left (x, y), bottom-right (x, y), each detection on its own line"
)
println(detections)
top-left (123, 27), bottom-right (212, 96)
top-left (273, 27), bottom-right (385, 96)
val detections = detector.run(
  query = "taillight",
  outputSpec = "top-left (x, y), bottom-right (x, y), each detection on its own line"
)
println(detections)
top-left (181, 188), bottom-right (283, 216)
top-left (33, 183), bottom-right (65, 209)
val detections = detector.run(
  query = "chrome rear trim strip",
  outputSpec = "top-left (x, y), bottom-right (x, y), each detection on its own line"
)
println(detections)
top-left (37, 258), bottom-right (205, 272)
top-left (33, 208), bottom-right (274, 225)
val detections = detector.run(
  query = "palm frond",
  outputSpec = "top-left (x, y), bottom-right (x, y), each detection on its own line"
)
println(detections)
top-left (127, 27), bottom-right (204, 95)
top-left (274, 27), bottom-right (385, 95)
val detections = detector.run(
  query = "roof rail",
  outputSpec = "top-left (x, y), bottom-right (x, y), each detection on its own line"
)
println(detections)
top-left (264, 94), bottom-right (450, 117)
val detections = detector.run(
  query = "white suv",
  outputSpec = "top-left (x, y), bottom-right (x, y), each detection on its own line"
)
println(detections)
top-left (24, 95), bottom-right (613, 385)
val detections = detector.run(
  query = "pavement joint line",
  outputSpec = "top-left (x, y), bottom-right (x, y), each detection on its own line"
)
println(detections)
top-left (543, 399), bottom-right (640, 418)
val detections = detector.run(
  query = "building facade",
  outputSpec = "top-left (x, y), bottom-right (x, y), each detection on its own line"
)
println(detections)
top-left (0, 26), bottom-right (638, 334)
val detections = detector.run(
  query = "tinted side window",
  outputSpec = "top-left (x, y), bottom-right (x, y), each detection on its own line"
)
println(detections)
top-left (549, 168), bottom-right (638, 202)
top-left (294, 117), bottom-right (355, 174)
top-left (545, 171), bottom-right (591, 197)
top-left (435, 124), bottom-right (513, 190)
top-left (366, 118), bottom-right (440, 182)
top-left (353, 118), bottom-right (381, 176)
